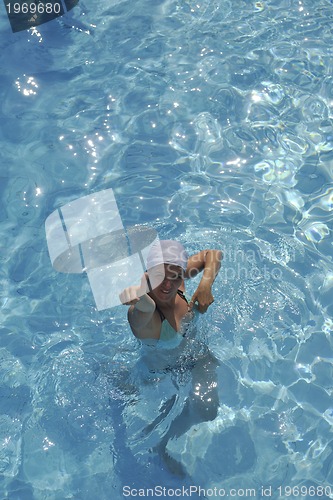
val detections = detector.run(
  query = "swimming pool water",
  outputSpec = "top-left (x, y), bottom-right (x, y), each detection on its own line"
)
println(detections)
top-left (1, 0), bottom-right (333, 498)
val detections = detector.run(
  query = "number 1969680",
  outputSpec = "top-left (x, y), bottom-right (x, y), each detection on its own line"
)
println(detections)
top-left (6, 2), bottom-right (61, 14)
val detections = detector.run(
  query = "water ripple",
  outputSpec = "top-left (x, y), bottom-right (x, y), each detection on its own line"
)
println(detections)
top-left (1, 0), bottom-right (333, 496)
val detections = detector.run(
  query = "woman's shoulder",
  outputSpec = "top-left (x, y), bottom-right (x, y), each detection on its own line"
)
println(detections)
top-left (130, 308), bottom-right (162, 341)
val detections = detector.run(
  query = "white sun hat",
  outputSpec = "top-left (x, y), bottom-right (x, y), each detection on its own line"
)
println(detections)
top-left (146, 239), bottom-right (188, 272)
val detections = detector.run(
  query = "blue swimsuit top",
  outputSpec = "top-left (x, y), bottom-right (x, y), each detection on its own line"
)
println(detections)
top-left (155, 289), bottom-right (190, 342)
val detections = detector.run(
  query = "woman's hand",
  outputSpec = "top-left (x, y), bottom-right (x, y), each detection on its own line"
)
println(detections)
top-left (189, 282), bottom-right (214, 313)
top-left (119, 273), bottom-right (155, 312)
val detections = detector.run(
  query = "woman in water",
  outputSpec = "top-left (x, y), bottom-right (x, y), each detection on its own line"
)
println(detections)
top-left (120, 240), bottom-right (223, 474)
top-left (119, 240), bottom-right (222, 340)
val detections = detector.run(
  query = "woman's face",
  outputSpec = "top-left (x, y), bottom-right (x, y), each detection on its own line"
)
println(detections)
top-left (148, 264), bottom-right (184, 301)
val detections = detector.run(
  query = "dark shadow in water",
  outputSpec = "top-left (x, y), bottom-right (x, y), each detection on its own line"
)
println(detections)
top-left (154, 350), bottom-right (220, 476)
top-left (106, 344), bottom-right (219, 491)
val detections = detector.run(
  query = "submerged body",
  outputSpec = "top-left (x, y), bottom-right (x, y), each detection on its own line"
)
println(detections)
top-left (120, 240), bottom-right (223, 474)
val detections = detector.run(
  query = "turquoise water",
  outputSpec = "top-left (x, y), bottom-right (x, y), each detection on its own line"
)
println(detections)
top-left (1, 0), bottom-right (333, 498)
